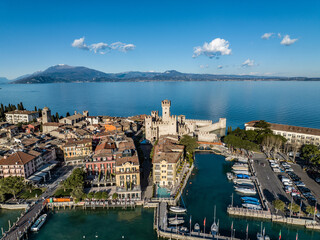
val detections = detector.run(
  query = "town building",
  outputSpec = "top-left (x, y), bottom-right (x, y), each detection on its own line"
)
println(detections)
top-left (152, 136), bottom-right (184, 187)
top-left (145, 100), bottom-right (226, 142)
top-left (42, 107), bottom-right (51, 123)
top-left (245, 121), bottom-right (320, 146)
top-left (59, 111), bottom-right (87, 125)
top-left (63, 138), bottom-right (93, 165)
top-left (5, 110), bottom-right (39, 124)
top-left (114, 138), bottom-right (141, 199)
top-left (0, 151), bottom-right (36, 178)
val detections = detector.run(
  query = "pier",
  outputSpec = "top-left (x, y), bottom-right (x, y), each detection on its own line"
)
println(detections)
top-left (155, 202), bottom-right (241, 240)
top-left (1, 200), bottom-right (46, 240)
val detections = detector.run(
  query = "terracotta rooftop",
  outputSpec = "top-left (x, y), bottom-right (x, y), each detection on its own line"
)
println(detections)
top-left (0, 151), bottom-right (35, 165)
top-left (245, 121), bottom-right (320, 136)
top-left (43, 122), bottom-right (64, 127)
top-left (115, 155), bottom-right (139, 166)
top-left (64, 138), bottom-right (92, 147)
top-left (152, 136), bottom-right (184, 164)
top-left (95, 141), bottom-right (116, 152)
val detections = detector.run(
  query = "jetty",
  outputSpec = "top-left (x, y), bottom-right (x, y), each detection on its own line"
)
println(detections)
top-left (1, 200), bottom-right (46, 240)
top-left (155, 202), bottom-right (241, 240)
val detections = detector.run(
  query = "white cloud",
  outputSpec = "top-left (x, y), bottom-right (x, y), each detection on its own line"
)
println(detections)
top-left (110, 42), bottom-right (136, 52)
top-left (200, 64), bottom-right (208, 69)
top-left (280, 35), bottom-right (298, 46)
top-left (242, 59), bottom-right (255, 67)
top-left (90, 42), bottom-right (109, 53)
top-left (261, 33), bottom-right (274, 39)
top-left (71, 37), bottom-right (135, 54)
top-left (193, 38), bottom-right (231, 58)
top-left (217, 65), bottom-right (223, 69)
top-left (71, 37), bottom-right (89, 50)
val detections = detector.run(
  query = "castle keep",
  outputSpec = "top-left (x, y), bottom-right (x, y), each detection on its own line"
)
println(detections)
top-left (145, 100), bottom-right (226, 142)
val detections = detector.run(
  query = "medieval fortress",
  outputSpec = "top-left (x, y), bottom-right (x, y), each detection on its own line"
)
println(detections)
top-left (145, 100), bottom-right (226, 142)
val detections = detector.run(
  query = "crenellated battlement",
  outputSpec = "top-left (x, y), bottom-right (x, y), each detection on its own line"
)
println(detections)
top-left (145, 100), bottom-right (226, 142)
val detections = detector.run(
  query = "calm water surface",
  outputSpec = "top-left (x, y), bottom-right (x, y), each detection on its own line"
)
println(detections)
top-left (0, 81), bottom-right (320, 129)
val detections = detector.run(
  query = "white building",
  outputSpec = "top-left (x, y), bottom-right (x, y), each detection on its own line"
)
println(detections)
top-left (145, 100), bottom-right (226, 142)
top-left (5, 110), bottom-right (39, 124)
top-left (245, 121), bottom-right (320, 146)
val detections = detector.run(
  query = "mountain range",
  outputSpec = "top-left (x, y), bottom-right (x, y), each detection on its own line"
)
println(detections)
top-left (5, 64), bottom-right (320, 84)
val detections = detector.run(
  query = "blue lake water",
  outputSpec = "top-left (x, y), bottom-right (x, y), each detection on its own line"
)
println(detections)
top-left (0, 81), bottom-right (320, 129)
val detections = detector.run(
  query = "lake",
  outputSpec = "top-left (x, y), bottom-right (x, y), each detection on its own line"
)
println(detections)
top-left (0, 81), bottom-right (320, 129)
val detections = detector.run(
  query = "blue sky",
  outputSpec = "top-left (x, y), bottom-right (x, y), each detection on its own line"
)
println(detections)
top-left (0, 0), bottom-right (320, 79)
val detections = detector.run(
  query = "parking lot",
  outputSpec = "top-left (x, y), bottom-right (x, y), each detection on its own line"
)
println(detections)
top-left (252, 152), bottom-right (320, 218)
top-left (252, 153), bottom-right (289, 214)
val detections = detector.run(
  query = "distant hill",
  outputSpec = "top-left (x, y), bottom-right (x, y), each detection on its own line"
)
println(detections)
top-left (0, 77), bottom-right (9, 83)
top-left (12, 64), bottom-right (320, 84)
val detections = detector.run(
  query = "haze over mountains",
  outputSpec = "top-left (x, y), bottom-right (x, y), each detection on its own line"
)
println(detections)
top-left (4, 64), bottom-right (320, 84)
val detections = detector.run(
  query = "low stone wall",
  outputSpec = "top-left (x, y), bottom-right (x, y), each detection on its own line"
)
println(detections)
top-left (0, 204), bottom-right (29, 210)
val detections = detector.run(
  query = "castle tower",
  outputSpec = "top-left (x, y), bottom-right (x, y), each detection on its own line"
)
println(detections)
top-left (161, 100), bottom-right (171, 122)
top-left (42, 107), bottom-right (51, 123)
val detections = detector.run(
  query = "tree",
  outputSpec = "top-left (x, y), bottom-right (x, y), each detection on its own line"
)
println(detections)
top-left (101, 191), bottom-right (109, 200)
top-left (179, 135), bottom-right (199, 155)
top-left (289, 203), bottom-right (300, 213)
top-left (94, 191), bottom-right (103, 200)
top-left (71, 188), bottom-right (85, 200)
top-left (87, 192), bottom-right (94, 199)
top-left (66, 112), bottom-right (70, 117)
top-left (150, 139), bottom-right (158, 159)
top-left (0, 177), bottom-right (25, 199)
top-left (301, 145), bottom-right (320, 165)
top-left (273, 199), bottom-right (285, 212)
top-left (306, 206), bottom-right (316, 216)
top-left (112, 193), bottom-right (118, 200)
top-left (254, 120), bottom-right (271, 129)
top-left (62, 168), bottom-right (85, 192)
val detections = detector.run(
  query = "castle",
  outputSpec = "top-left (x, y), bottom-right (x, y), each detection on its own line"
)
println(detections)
top-left (145, 100), bottom-right (226, 142)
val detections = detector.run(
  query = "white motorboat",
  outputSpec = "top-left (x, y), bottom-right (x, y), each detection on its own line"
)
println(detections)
top-left (169, 219), bottom-right (185, 225)
top-left (232, 170), bottom-right (251, 175)
top-left (235, 187), bottom-right (257, 195)
top-left (31, 214), bottom-right (47, 232)
top-left (194, 223), bottom-right (200, 232)
top-left (242, 203), bottom-right (262, 210)
top-left (226, 172), bottom-right (233, 180)
top-left (170, 206), bottom-right (187, 213)
top-left (233, 179), bottom-right (254, 185)
top-left (168, 216), bottom-right (184, 221)
top-left (232, 165), bottom-right (249, 171)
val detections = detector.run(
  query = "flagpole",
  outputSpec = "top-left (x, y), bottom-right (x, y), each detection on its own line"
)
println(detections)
top-left (189, 215), bottom-right (191, 236)
top-left (313, 201), bottom-right (317, 221)
top-left (246, 223), bottom-right (248, 240)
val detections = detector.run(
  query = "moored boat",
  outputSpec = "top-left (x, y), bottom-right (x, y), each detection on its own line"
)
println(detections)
top-left (194, 223), bottom-right (200, 232)
top-left (226, 172), bottom-right (233, 180)
top-left (235, 187), bottom-right (257, 195)
top-left (169, 219), bottom-right (185, 225)
top-left (241, 196), bottom-right (259, 203)
top-left (168, 216), bottom-right (184, 221)
top-left (169, 206), bottom-right (187, 213)
top-left (31, 214), bottom-right (47, 232)
top-left (243, 203), bottom-right (262, 210)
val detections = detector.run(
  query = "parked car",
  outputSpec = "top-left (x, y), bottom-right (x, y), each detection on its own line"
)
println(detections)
top-left (295, 181), bottom-right (305, 187)
top-left (273, 167), bottom-right (281, 173)
top-left (285, 168), bottom-right (294, 172)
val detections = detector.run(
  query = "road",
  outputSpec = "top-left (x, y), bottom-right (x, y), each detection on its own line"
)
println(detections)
top-left (2, 165), bottom-right (74, 240)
